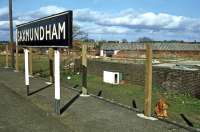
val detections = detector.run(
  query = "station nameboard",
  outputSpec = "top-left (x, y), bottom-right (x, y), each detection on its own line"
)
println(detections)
top-left (16, 11), bottom-right (72, 48)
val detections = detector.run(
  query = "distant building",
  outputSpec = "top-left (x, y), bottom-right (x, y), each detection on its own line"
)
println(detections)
top-left (100, 42), bottom-right (200, 59)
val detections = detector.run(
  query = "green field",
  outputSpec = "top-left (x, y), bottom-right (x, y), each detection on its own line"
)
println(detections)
top-left (0, 54), bottom-right (200, 128)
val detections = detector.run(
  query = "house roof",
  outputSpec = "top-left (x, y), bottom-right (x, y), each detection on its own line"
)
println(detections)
top-left (101, 43), bottom-right (200, 51)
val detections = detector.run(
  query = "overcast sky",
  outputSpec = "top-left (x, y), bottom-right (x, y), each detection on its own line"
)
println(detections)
top-left (1, 0), bottom-right (200, 41)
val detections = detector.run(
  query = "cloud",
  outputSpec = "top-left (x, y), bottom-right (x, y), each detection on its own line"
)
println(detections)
top-left (1, 5), bottom-right (200, 41)
top-left (79, 22), bottom-right (130, 34)
top-left (0, 7), bottom-right (8, 16)
top-left (74, 8), bottom-right (200, 33)
top-left (17, 5), bottom-right (66, 21)
top-left (0, 7), bottom-right (8, 21)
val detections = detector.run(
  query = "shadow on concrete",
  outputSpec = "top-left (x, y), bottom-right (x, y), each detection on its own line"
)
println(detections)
top-left (132, 99), bottom-right (137, 109)
top-left (73, 84), bottom-right (79, 89)
top-left (180, 114), bottom-right (194, 127)
top-left (97, 90), bottom-right (102, 96)
top-left (29, 84), bottom-right (52, 96)
top-left (60, 93), bottom-right (81, 114)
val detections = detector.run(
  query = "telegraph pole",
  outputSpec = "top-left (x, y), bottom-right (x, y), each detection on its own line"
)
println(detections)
top-left (9, 0), bottom-right (15, 68)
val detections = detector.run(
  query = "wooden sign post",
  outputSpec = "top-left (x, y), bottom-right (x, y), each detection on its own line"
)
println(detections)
top-left (144, 43), bottom-right (153, 117)
top-left (81, 44), bottom-right (89, 96)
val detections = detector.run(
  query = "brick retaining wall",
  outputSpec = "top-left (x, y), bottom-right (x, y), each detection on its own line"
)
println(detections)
top-left (74, 59), bottom-right (200, 98)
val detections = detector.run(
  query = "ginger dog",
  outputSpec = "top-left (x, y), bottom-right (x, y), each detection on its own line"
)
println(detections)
top-left (155, 98), bottom-right (168, 119)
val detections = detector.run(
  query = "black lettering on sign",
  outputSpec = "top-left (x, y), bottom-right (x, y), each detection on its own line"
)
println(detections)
top-left (16, 11), bottom-right (72, 48)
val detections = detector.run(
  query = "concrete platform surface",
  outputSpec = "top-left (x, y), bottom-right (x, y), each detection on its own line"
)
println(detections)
top-left (0, 68), bottom-right (195, 132)
top-left (0, 82), bottom-right (73, 132)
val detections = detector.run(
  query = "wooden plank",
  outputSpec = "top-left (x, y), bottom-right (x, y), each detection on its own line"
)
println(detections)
top-left (144, 43), bottom-right (153, 117)
top-left (82, 44), bottom-right (87, 95)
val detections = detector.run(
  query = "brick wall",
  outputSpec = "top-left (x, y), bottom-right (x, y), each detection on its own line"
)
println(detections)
top-left (74, 59), bottom-right (200, 98)
top-left (113, 50), bottom-right (200, 59)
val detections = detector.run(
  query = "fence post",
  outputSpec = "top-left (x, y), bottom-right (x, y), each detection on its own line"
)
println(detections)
top-left (144, 43), bottom-right (153, 117)
top-left (15, 29), bottom-right (19, 72)
top-left (29, 48), bottom-right (33, 76)
top-left (81, 44), bottom-right (88, 96)
top-left (15, 45), bottom-right (19, 71)
top-left (49, 48), bottom-right (54, 83)
top-left (5, 45), bottom-right (9, 68)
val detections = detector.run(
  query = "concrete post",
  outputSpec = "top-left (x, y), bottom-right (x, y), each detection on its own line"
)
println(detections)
top-left (54, 49), bottom-right (60, 115)
top-left (24, 48), bottom-right (29, 96)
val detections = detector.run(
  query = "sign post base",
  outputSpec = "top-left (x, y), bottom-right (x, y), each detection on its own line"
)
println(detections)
top-left (14, 70), bottom-right (19, 72)
top-left (54, 99), bottom-right (60, 115)
top-left (26, 85), bottom-right (29, 96)
top-left (137, 113), bottom-right (158, 121)
top-left (80, 87), bottom-right (90, 97)
top-left (45, 82), bottom-right (53, 85)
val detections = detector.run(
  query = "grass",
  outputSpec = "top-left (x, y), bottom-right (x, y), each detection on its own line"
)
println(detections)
top-left (1, 54), bottom-right (200, 128)
top-left (65, 73), bottom-right (200, 128)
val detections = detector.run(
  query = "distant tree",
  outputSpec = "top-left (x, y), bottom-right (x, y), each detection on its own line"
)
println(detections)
top-left (84, 39), bottom-right (95, 43)
top-left (99, 40), bottom-right (107, 43)
top-left (137, 37), bottom-right (154, 42)
top-left (122, 39), bottom-right (128, 43)
top-left (107, 40), bottom-right (119, 43)
top-left (73, 25), bottom-right (88, 41)
top-left (0, 45), bottom-right (5, 51)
